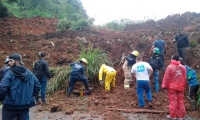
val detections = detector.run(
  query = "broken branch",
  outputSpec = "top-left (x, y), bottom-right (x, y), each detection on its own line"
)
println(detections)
top-left (107, 108), bottom-right (168, 113)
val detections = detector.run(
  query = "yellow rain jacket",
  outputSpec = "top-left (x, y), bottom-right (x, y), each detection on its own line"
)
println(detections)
top-left (99, 64), bottom-right (116, 91)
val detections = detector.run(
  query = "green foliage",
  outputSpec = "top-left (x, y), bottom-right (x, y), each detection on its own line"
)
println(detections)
top-left (71, 18), bottom-right (89, 31)
top-left (57, 15), bottom-right (90, 31)
top-left (1, 0), bottom-right (88, 20)
top-left (189, 39), bottom-right (198, 48)
top-left (57, 18), bottom-right (71, 31)
top-left (46, 67), bottom-right (71, 96)
top-left (46, 43), bottom-right (112, 95)
top-left (78, 43), bottom-right (113, 83)
top-left (100, 19), bottom-right (134, 31)
top-left (0, 1), bottom-right (9, 17)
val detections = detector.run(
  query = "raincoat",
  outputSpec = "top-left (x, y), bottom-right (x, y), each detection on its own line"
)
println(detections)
top-left (99, 64), bottom-right (116, 91)
top-left (162, 60), bottom-right (186, 119)
top-left (185, 65), bottom-right (199, 86)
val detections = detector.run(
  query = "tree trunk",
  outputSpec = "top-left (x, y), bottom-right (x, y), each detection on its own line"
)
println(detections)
top-left (107, 108), bottom-right (169, 113)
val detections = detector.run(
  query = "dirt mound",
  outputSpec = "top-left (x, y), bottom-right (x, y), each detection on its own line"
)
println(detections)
top-left (1, 12), bottom-right (200, 119)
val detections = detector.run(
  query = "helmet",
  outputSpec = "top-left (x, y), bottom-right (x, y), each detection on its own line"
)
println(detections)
top-left (152, 47), bottom-right (160, 55)
top-left (80, 58), bottom-right (88, 64)
top-left (101, 64), bottom-right (106, 67)
top-left (131, 51), bottom-right (139, 56)
top-left (5, 56), bottom-right (9, 64)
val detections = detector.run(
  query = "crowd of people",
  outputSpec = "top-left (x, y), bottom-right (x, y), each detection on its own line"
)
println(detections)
top-left (0, 28), bottom-right (197, 120)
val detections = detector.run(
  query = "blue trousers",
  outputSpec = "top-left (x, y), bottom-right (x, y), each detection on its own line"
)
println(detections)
top-left (35, 76), bottom-right (47, 102)
top-left (153, 70), bottom-right (159, 92)
top-left (137, 80), bottom-right (152, 107)
top-left (2, 106), bottom-right (29, 120)
top-left (67, 75), bottom-right (89, 97)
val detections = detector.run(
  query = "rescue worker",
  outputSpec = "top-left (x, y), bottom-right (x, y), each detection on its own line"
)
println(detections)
top-left (162, 55), bottom-right (186, 120)
top-left (148, 47), bottom-right (163, 92)
top-left (67, 58), bottom-right (90, 97)
top-left (122, 50), bottom-right (139, 89)
top-left (99, 64), bottom-right (116, 91)
top-left (173, 28), bottom-right (189, 62)
top-left (131, 54), bottom-right (153, 108)
top-left (180, 57), bottom-right (199, 109)
top-left (150, 35), bottom-right (167, 73)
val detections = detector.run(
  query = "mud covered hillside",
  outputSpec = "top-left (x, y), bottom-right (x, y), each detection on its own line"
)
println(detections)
top-left (1, 12), bottom-right (200, 69)
top-left (1, 12), bottom-right (200, 119)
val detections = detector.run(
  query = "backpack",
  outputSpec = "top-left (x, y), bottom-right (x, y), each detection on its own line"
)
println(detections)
top-left (148, 56), bottom-right (159, 71)
top-left (32, 60), bottom-right (43, 80)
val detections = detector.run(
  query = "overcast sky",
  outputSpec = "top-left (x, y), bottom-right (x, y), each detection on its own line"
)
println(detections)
top-left (81, 0), bottom-right (200, 25)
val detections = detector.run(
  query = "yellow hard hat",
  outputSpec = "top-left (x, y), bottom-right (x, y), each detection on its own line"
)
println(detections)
top-left (131, 51), bottom-right (139, 56)
top-left (80, 58), bottom-right (88, 64)
top-left (101, 64), bottom-right (106, 67)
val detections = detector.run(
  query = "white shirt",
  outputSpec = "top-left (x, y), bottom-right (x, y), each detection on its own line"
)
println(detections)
top-left (131, 61), bottom-right (152, 81)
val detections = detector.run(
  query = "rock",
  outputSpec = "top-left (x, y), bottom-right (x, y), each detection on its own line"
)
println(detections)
top-left (94, 100), bottom-right (98, 105)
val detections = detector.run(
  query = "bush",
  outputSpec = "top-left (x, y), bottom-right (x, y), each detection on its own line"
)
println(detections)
top-left (0, 2), bottom-right (9, 18)
top-left (78, 43), bottom-right (113, 83)
top-left (71, 18), bottom-right (88, 30)
top-left (56, 17), bottom-right (71, 31)
top-left (189, 39), bottom-right (198, 48)
top-left (46, 67), bottom-right (71, 96)
top-left (46, 43), bottom-right (113, 95)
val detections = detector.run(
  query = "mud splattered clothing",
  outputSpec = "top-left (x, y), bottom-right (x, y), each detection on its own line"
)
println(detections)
top-left (167, 89), bottom-right (186, 119)
top-left (99, 64), bottom-right (116, 91)
top-left (67, 62), bottom-right (89, 97)
top-left (123, 54), bottom-right (137, 86)
top-left (162, 60), bottom-right (186, 119)
top-left (131, 62), bottom-right (153, 107)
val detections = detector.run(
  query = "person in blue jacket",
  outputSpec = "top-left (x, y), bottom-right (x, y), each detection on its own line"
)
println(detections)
top-left (0, 53), bottom-right (41, 120)
top-left (180, 57), bottom-right (199, 109)
top-left (67, 58), bottom-right (90, 97)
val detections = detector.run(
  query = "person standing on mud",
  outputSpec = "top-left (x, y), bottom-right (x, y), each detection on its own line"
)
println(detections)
top-left (148, 47), bottom-right (163, 92)
top-left (131, 54), bottom-right (153, 108)
top-left (173, 28), bottom-right (189, 62)
top-left (162, 55), bottom-right (187, 120)
top-left (122, 50), bottom-right (139, 89)
top-left (99, 64), bottom-right (116, 91)
top-left (34, 52), bottom-right (51, 105)
top-left (0, 53), bottom-right (41, 120)
top-left (179, 57), bottom-right (199, 109)
top-left (150, 35), bottom-right (166, 73)
top-left (67, 58), bottom-right (90, 97)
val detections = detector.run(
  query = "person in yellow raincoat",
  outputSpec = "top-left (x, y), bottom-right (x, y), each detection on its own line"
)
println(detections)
top-left (99, 64), bottom-right (116, 91)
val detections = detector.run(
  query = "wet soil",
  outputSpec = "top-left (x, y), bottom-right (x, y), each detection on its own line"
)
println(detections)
top-left (1, 12), bottom-right (200, 119)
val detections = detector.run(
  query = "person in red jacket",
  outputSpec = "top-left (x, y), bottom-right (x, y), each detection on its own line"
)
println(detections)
top-left (162, 55), bottom-right (187, 120)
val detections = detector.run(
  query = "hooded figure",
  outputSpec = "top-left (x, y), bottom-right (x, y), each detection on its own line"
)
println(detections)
top-left (0, 53), bottom-right (41, 120)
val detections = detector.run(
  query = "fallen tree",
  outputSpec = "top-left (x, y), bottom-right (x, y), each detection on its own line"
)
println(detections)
top-left (107, 108), bottom-right (169, 113)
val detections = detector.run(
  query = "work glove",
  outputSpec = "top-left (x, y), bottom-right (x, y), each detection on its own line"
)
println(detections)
top-left (99, 80), bottom-right (103, 85)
